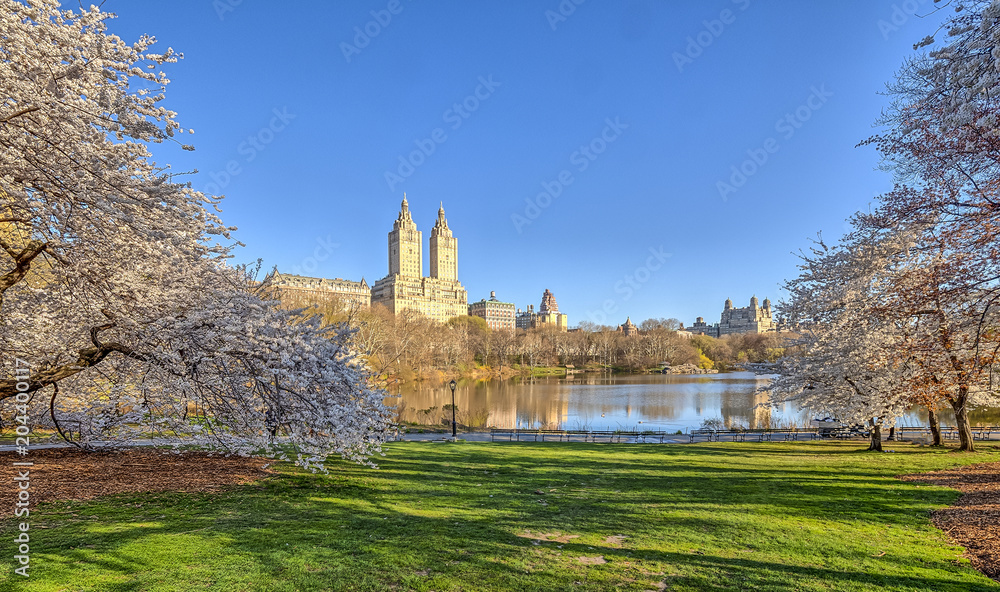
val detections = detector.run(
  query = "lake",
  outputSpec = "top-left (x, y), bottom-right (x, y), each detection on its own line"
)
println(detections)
top-left (388, 372), bottom-right (1000, 432)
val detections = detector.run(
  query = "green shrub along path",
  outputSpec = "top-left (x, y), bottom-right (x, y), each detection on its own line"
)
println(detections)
top-left (2, 441), bottom-right (999, 591)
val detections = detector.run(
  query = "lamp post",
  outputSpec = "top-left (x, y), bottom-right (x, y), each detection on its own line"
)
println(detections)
top-left (449, 379), bottom-right (457, 440)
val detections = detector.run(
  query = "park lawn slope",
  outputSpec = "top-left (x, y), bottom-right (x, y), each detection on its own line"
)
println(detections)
top-left (1, 441), bottom-right (999, 592)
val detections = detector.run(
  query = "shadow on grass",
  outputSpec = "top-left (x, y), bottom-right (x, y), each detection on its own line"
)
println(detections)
top-left (2, 441), bottom-right (998, 591)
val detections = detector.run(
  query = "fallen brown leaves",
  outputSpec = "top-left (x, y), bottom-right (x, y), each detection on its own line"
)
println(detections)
top-left (0, 448), bottom-right (274, 516)
top-left (901, 462), bottom-right (1000, 581)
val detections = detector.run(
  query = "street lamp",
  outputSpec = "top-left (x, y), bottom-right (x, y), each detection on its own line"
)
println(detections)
top-left (449, 379), bottom-right (458, 440)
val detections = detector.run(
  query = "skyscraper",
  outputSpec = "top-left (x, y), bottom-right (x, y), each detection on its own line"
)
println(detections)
top-left (388, 195), bottom-right (421, 278)
top-left (371, 196), bottom-right (468, 323)
top-left (429, 202), bottom-right (456, 282)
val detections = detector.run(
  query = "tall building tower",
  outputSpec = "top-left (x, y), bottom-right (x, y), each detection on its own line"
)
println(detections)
top-left (388, 195), bottom-right (422, 278)
top-left (532, 289), bottom-right (568, 331)
top-left (429, 202), bottom-right (457, 281)
top-left (539, 289), bottom-right (559, 313)
top-left (371, 195), bottom-right (468, 322)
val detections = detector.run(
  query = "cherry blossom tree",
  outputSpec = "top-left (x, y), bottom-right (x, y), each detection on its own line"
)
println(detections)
top-left (0, 1), bottom-right (389, 468)
top-left (852, 1), bottom-right (1000, 451)
top-left (769, 233), bottom-right (914, 451)
top-left (875, 226), bottom-right (1000, 451)
top-left (774, 219), bottom-right (1000, 452)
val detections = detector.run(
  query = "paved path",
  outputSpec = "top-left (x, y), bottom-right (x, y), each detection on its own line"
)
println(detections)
top-left (2, 431), bottom-right (994, 451)
top-left (394, 431), bottom-right (1000, 444)
top-left (394, 432), bottom-right (689, 444)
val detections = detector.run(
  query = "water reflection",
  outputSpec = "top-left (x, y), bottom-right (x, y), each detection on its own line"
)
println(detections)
top-left (389, 372), bottom-right (787, 432)
top-left (388, 372), bottom-right (1000, 432)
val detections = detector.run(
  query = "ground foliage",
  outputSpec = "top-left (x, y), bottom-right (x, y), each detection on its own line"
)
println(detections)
top-left (902, 462), bottom-right (1000, 581)
top-left (0, 449), bottom-right (274, 514)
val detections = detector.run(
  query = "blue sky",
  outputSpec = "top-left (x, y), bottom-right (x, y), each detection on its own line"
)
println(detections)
top-left (106, 0), bottom-right (940, 327)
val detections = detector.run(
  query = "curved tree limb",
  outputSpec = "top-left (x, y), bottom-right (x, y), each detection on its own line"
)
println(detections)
top-left (0, 322), bottom-right (148, 400)
top-left (0, 239), bottom-right (47, 305)
top-left (0, 105), bottom-right (39, 124)
top-left (49, 383), bottom-right (90, 450)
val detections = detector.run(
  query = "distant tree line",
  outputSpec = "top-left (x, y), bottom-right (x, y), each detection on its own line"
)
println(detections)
top-left (308, 304), bottom-right (797, 380)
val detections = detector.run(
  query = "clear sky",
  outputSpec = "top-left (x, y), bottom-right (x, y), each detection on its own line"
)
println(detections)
top-left (106, 0), bottom-right (941, 327)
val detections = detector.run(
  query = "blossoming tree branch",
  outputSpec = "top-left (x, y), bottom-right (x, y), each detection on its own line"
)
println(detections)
top-left (0, 0), bottom-right (389, 469)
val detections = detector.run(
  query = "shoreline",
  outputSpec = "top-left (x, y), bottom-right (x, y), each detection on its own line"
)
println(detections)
top-left (382, 363), bottom-right (723, 387)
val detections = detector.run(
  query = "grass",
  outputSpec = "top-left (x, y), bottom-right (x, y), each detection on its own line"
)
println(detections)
top-left (512, 365), bottom-right (569, 378)
top-left (2, 441), bottom-right (1000, 591)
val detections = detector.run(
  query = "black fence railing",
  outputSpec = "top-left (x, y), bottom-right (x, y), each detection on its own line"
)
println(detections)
top-left (489, 429), bottom-right (677, 443)
top-left (487, 426), bottom-right (1000, 444)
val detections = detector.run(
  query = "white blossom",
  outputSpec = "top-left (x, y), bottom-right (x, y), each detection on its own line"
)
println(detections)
top-left (0, 0), bottom-right (389, 470)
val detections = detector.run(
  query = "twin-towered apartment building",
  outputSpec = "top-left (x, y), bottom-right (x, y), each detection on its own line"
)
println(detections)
top-left (272, 197), bottom-right (776, 338)
top-left (272, 196), bottom-right (567, 331)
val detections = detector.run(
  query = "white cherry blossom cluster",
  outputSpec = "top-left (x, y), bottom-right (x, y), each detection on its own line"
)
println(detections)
top-left (0, 1), bottom-right (389, 469)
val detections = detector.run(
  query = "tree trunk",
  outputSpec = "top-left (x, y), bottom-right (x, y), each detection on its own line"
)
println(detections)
top-left (927, 407), bottom-right (942, 446)
top-left (868, 422), bottom-right (883, 452)
top-left (951, 388), bottom-right (975, 452)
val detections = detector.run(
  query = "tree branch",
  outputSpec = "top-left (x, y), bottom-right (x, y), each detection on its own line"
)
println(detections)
top-left (0, 339), bottom-right (147, 400)
top-left (0, 105), bottom-right (39, 123)
top-left (0, 239), bottom-right (47, 304)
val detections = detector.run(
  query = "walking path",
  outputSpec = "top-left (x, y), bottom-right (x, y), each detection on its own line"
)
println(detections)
top-left (395, 428), bottom-right (1000, 445)
top-left (1, 429), bottom-right (995, 452)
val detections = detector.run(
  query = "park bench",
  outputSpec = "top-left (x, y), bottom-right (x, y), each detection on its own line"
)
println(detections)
top-left (864, 425), bottom-right (1000, 442)
top-left (973, 426), bottom-right (997, 440)
top-left (774, 429), bottom-right (821, 441)
top-left (687, 429), bottom-right (763, 443)
top-left (688, 429), bottom-right (717, 443)
top-left (489, 429), bottom-right (645, 443)
top-left (711, 431), bottom-right (746, 443)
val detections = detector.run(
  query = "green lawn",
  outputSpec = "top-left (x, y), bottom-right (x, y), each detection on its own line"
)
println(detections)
top-left (2, 441), bottom-right (999, 591)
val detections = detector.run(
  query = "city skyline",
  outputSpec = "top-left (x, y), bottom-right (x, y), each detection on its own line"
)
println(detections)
top-left (276, 195), bottom-right (773, 329)
top-left (103, 1), bottom-right (935, 323)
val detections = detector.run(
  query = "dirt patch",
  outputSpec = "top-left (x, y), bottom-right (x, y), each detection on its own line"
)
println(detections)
top-left (900, 462), bottom-right (1000, 581)
top-left (0, 448), bottom-right (274, 516)
top-left (517, 530), bottom-right (580, 544)
top-left (577, 555), bottom-right (606, 565)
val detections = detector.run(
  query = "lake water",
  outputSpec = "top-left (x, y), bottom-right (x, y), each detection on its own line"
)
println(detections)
top-left (388, 372), bottom-right (1000, 432)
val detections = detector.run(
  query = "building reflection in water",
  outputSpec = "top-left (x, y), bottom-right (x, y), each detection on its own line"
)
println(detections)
top-left (389, 372), bottom-right (1000, 432)
top-left (389, 372), bottom-right (819, 432)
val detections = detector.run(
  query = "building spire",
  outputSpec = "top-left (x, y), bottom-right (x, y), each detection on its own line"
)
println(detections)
top-left (434, 201), bottom-right (449, 230)
top-left (398, 193), bottom-right (412, 222)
